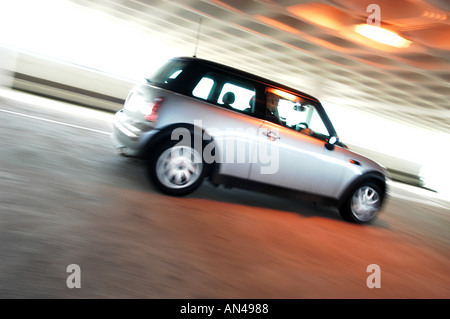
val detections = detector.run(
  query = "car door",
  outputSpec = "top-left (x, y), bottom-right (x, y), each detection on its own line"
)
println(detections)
top-left (249, 89), bottom-right (346, 197)
top-left (189, 71), bottom-right (264, 179)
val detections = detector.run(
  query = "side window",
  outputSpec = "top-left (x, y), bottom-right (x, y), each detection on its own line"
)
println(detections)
top-left (218, 82), bottom-right (255, 113)
top-left (266, 88), bottom-right (330, 139)
top-left (193, 77), bottom-right (215, 100)
top-left (192, 72), bottom-right (256, 114)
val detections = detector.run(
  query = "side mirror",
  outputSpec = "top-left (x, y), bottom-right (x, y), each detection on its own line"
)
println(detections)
top-left (325, 136), bottom-right (338, 150)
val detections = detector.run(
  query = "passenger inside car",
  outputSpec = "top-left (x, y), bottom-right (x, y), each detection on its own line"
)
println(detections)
top-left (222, 92), bottom-right (236, 109)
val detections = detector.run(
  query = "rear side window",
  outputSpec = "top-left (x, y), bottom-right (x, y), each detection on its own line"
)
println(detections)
top-left (193, 77), bottom-right (215, 100)
top-left (192, 72), bottom-right (256, 114)
top-left (218, 83), bottom-right (255, 112)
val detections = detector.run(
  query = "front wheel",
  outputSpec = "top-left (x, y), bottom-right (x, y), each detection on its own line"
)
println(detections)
top-left (148, 140), bottom-right (206, 196)
top-left (339, 182), bottom-right (383, 223)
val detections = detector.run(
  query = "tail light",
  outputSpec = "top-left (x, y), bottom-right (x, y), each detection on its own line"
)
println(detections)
top-left (144, 97), bottom-right (165, 121)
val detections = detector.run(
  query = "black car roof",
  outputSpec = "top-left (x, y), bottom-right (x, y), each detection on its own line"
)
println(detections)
top-left (173, 56), bottom-right (320, 103)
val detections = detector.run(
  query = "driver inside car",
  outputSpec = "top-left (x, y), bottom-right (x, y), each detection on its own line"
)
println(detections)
top-left (298, 123), bottom-right (313, 136)
top-left (265, 92), bottom-right (282, 125)
top-left (293, 104), bottom-right (313, 136)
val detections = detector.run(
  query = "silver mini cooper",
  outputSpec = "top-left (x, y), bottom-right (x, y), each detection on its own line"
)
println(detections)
top-left (111, 57), bottom-right (388, 223)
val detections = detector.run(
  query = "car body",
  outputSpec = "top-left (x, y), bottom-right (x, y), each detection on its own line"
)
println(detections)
top-left (111, 56), bottom-right (388, 223)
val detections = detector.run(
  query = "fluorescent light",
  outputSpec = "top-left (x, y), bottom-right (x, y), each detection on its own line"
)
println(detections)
top-left (354, 24), bottom-right (412, 48)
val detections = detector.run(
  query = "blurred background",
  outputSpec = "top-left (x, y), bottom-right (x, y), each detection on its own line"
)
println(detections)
top-left (1, 0), bottom-right (449, 196)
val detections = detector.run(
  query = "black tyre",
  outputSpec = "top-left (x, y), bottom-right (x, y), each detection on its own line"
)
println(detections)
top-left (148, 140), bottom-right (207, 196)
top-left (339, 182), bottom-right (383, 223)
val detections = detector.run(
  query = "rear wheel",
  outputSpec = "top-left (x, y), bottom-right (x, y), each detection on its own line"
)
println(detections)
top-left (148, 140), bottom-right (206, 196)
top-left (339, 182), bottom-right (382, 223)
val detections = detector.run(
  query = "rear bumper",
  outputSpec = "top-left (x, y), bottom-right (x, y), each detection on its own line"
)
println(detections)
top-left (110, 110), bottom-right (142, 157)
top-left (111, 110), bottom-right (161, 158)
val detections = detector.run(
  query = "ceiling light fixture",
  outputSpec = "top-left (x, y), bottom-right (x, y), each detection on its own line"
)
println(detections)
top-left (354, 24), bottom-right (412, 48)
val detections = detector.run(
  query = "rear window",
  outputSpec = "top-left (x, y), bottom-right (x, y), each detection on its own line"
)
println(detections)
top-left (146, 60), bottom-right (187, 87)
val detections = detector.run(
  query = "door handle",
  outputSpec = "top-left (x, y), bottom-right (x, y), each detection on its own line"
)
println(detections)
top-left (262, 131), bottom-right (280, 141)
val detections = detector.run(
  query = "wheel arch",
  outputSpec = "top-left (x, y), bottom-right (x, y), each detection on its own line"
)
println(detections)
top-left (139, 123), bottom-right (220, 176)
top-left (338, 171), bottom-right (387, 209)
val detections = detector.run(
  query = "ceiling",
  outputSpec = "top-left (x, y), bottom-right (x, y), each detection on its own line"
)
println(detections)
top-left (70, 0), bottom-right (450, 134)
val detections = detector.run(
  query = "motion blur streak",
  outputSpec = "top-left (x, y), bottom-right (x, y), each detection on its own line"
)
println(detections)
top-left (0, 108), bottom-right (110, 135)
top-left (0, 0), bottom-right (182, 80)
